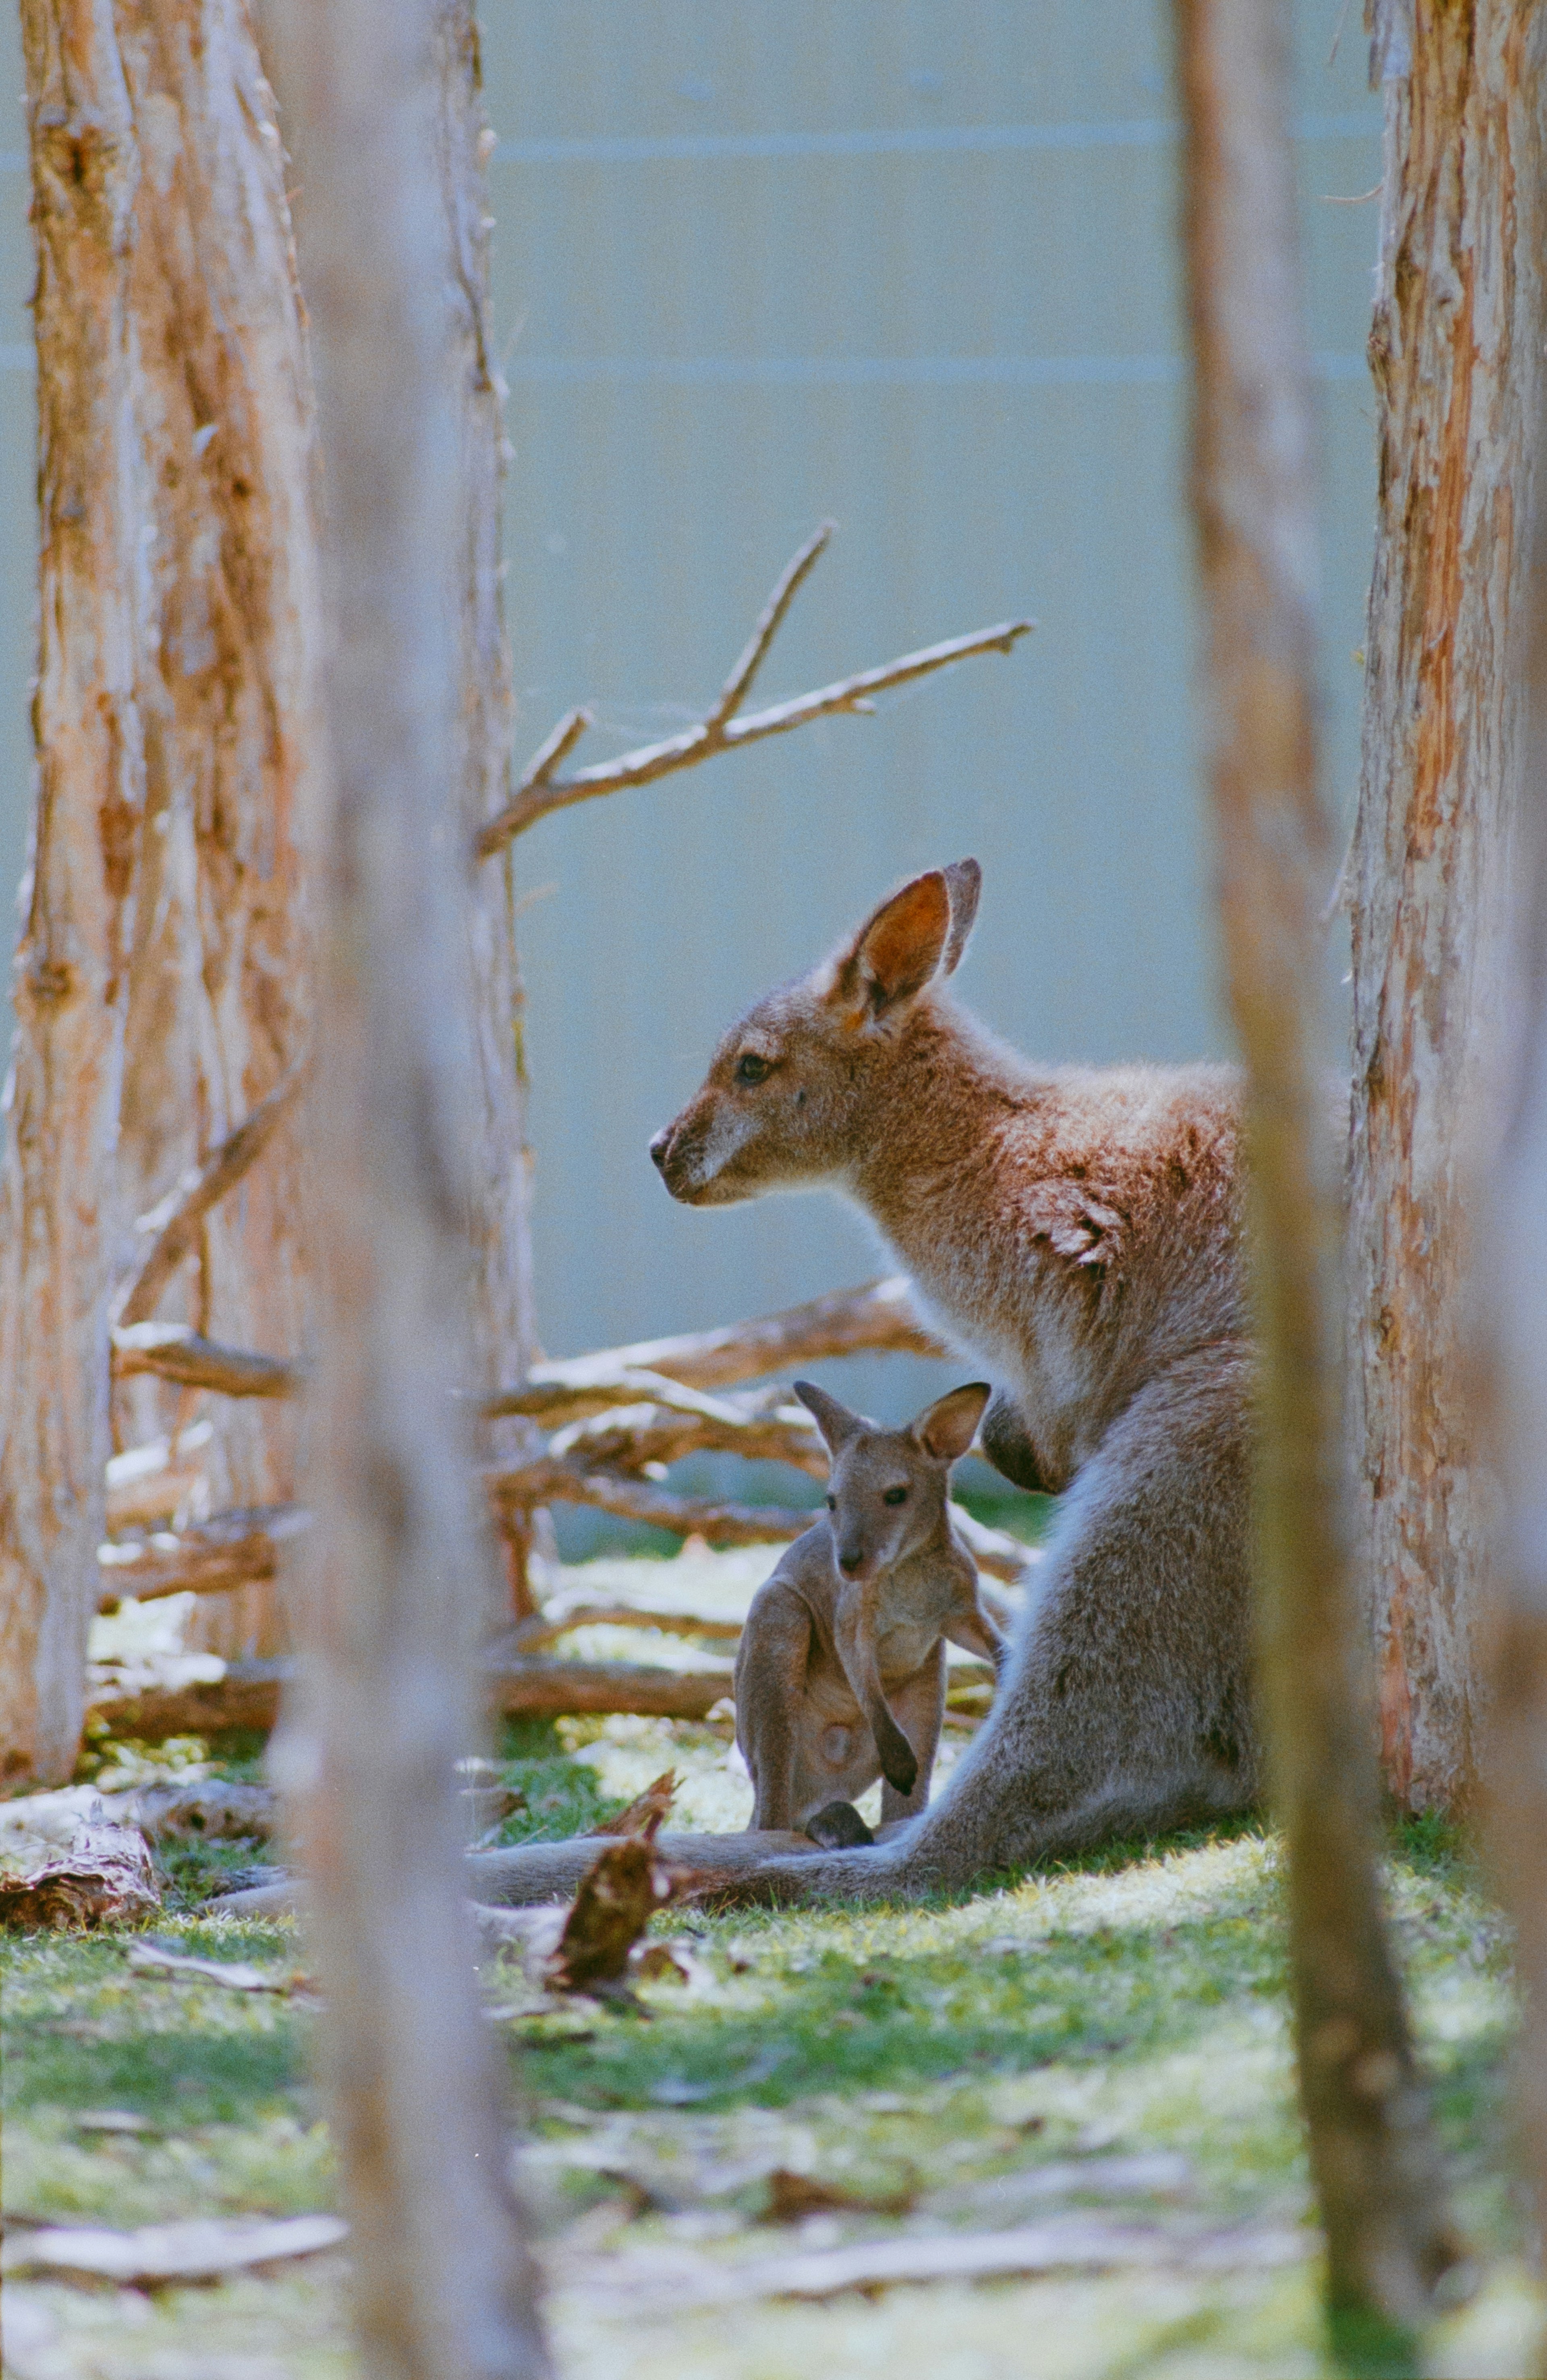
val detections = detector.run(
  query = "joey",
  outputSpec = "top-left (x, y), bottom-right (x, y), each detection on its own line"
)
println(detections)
top-left (734, 1380), bottom-right (1005, 1841)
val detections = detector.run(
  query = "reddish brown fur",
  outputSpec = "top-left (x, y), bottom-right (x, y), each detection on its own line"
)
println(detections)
top-left (467, 864), bottom-right (1255, 1911)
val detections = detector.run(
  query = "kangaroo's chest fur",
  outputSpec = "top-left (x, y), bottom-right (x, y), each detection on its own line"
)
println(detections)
top-left (856, 1034), bottom-right (1247, 1488)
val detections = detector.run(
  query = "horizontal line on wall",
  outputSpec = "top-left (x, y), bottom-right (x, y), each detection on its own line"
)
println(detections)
top-left (504, 352), bottom-right (1369, 387)
top-left (0, 113), bottom-right (1382, 181)
top-left (0, 347), bottom-right (1369, 386)
top-left (491, 112), bottom-right (1381, 166)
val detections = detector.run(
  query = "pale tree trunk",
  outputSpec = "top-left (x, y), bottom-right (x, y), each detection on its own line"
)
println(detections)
top-left (0, 7), bottom-right (142, 1783)
top-left (1349, 0), bottom-right (1547, 1811)
top-left (0, 0), bottom-right (320, 1779)
top-left (1177, 0), bottom-right (1457, 2342)
top-left (266, 0), bottom-right (549, 2366)
top-left (432, 0), bottom-right (545, 1619)
top-left (0, 0), bottom-right (323, 1774)
top-left (110, 0), bottom-right (320, 1666)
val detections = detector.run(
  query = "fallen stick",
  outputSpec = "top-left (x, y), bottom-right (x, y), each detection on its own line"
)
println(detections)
top-left (482, 1275), bottom-right (945, 1405)
top-left (113, 1051), bottom-right (311, 1329)
top-left (566, 2216), bottom-right (1309, 2312)
top-left (124, 1940), bottom-right (307, 1995)
top-left (482, 1654), bottom-right (735, 1721)
top-left (86, 1650), bottom-right (740, 1744)
top-left (507, 1604), bottom-right (745, 1652)
top-left (474, 521), bottom-right (1033, 857)
top-left (87, 1658), bottom-right (292, 1740)
top-left (111, 1320), bottom-right (305, 1400)
top-left (2, 2214), bottom-right (348, 2286)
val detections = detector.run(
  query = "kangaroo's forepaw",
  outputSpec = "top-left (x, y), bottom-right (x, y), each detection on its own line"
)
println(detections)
top-left (803, 1800), bottom-right (876, 1849)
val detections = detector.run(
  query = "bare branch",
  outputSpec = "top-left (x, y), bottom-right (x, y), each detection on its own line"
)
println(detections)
top-left (506, 1604), bottom-right (744, 1653)
top-left (111, 1322), bottom-right (305, 1400)
top-left (548, 1401), bottom-right (827, 1481)
top-left (486, 1276), bottom-right (945, 1406)
top-left (114, 1052), bottom-right (311, 1329)
top-left (481, 1653), bottom-right (734, 1722)
top-left (475, 559), bottom-right (1034, 858)
top-left (487, 1457), bottom-right (813, 1549)
top-left (86, 1649), bottom-right (740, 1745)
top-left (708, 519), bottom-right (834, 728)
top-left (97, 1504), bottom-right (311, 1608)
top-left (88, 1658), bottom-right (290, 1743)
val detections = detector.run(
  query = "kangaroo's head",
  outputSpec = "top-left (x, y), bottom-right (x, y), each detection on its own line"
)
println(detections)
top-left (649, 859), bottom-right (981, 1205)
top-left (794, 1377), bottom-right (991, 1587)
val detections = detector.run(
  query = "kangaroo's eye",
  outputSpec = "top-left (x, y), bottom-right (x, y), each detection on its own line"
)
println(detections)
top-left (883, 1486), bottom-right (909, 1507)
top-left (734, 1052), bottom-right (771, 1086)
top-left (825, 1494), bottom-right (836, 1512)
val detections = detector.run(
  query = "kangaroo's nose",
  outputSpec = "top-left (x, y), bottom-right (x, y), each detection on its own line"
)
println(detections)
top-left (649, 1128), bottom-right (672, 1172)
top-left (838, 1545), bottom-right (863, 1577)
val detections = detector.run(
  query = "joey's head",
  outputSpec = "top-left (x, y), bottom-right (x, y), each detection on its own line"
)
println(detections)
top-left (794, 1377), bottom-right (992, 1587)
top-left (648, 859), bottom-right (981, 1205)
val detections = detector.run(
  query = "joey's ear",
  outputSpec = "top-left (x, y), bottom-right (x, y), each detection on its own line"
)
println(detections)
top-left (793, 1379), bottom-right (865, 1453)
top-left (941, 858), bottom-right (981, 976)
top-left (827, 871), bottom-right (953, 1020)
top-left (912, 1381), bottom-right (992, 1464)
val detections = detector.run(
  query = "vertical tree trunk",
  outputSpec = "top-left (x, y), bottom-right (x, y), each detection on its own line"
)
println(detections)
top-left (107, 0), bottom-right (321, 1666)
top-left (1348, 0), bottom-right (1547, 1811)
top-left (0, 7), bottom-right (143, 1782)
top-left (267, 0), bottom-right (549, 2366)
top-left (0, 0), bottom-right (322, 1780)
top-left (1177, 0), bottom-right (1457, 2342)
top-left (433, 0), bottom-right (545, 1618)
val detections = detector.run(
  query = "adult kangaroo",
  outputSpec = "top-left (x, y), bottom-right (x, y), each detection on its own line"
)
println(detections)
top-left (467, 862), bottom-right (1254, 1911)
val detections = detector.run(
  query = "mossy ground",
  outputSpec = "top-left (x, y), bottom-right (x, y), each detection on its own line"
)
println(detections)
top-left (2, 1568), bottom-right (1541, 2379)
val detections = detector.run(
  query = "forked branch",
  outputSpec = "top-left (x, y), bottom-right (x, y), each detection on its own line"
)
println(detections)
top-left (482, 1276), bottom-right (946, 1407)
top-left (474, 527), bottom-right (1033, 859)
top-left (114, 1053), bottom-right (311, 1329)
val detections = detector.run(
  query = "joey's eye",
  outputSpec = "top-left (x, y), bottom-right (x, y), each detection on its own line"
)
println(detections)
top-left (883, 1486), bottom-right (909, 1507)
top-left (825, 1494), bottom-right (836, 1511)
top-left (734, 1052), bottom-right (772, 1086)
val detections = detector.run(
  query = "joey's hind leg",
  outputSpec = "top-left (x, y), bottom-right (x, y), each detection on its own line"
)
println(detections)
top-left (734, 1580), bottom-right (814, 1832)
top-left (879, 1644), bottom-right (946, 1827)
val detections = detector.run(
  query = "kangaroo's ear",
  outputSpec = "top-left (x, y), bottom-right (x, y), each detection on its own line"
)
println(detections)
top-left (827, 871), bottom-right (953, 1021)
top-left (793, 1379), bottom-right (864, 1453)
top-left (912, 1381), bottom-right (992, 1464)
top-left (941, 858), bottom-right (981, 976)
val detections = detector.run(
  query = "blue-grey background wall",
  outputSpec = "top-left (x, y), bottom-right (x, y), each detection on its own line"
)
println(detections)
top-left (0, 4), bottom-right (1379, 1418)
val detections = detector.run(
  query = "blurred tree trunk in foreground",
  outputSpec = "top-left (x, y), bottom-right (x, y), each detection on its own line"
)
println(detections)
top-left (1348, 0), bottom-right (1547, 1812)
top-left (433, 0), bottom-right (546, 1619)
top-left (1177, 0), bottom-right (1457, 2345)
top-left (1480, 484), bottom-right (1547, 2376)
top-left (0, 0), bottom-right (320, 1780)
top-left (267, 0), bottom-right (550, 2367)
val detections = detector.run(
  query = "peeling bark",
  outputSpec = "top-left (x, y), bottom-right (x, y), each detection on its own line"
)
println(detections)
top-left (0, 0), bottom-right (322, 1778)
top-left (1178, 0), bottom-right (1457, 2333)
top-left (1350, 0), bottom-right (1547, 1809)
top-left (0, 0), bottom-right (320, 1778)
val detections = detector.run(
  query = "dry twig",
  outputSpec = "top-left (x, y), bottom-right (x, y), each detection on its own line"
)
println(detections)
top-left (111, 1321), bottom-right (304, 1400)
top-left (113, 1052), bottom-right (311, 1329)
top-left (97, 1504), bottom-right (310, 1607)
top-left (474, 526), bottom-right (1032, 859)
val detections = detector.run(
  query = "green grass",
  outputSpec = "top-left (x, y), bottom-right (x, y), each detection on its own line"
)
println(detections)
top-left (0, 1708), bottom-right (1537, 2379)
